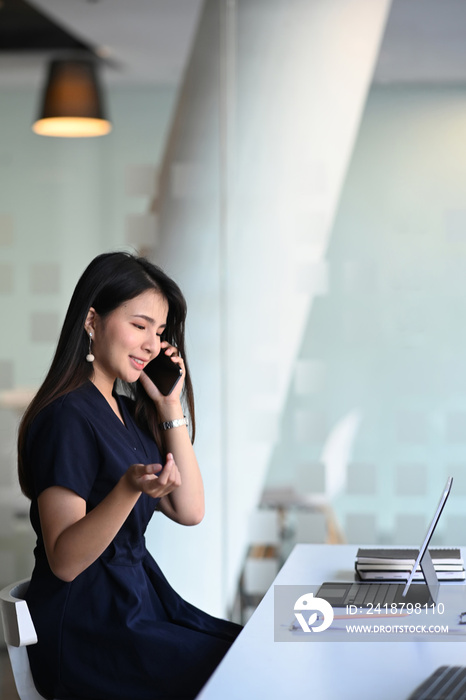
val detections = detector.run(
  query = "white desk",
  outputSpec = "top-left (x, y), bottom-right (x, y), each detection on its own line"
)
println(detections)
top-left (197, 544), bottom-right (466, 700)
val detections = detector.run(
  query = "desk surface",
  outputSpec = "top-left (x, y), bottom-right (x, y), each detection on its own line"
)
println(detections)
top-left (197, 544), bottom-right (466, 700)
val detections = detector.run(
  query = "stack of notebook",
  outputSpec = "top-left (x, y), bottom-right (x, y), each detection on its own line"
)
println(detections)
top-left (355, 548), bottom-right (465, 581)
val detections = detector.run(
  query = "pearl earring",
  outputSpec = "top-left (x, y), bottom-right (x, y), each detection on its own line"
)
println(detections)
top-left (86, 332), bottom-right (95, 363)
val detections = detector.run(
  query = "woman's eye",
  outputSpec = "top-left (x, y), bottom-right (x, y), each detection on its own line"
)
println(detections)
top-left (133, 324), bottom-right (145, 330)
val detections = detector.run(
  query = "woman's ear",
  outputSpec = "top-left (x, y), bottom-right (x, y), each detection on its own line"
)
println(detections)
top-left (84, 307), bottom-right (97, 335)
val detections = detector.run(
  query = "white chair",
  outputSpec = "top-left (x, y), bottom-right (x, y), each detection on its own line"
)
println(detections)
top-left (0, 578), bottom-right (48, 700)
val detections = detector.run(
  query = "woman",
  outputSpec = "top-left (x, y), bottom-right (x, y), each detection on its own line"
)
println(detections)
top-left (18, 252), bottom-right (241, 700)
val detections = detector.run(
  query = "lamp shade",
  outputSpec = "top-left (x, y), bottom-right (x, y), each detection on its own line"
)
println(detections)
top-left (32, 59), bottom-right (112, 138)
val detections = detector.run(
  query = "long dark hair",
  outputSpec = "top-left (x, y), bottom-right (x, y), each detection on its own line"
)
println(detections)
top-left (18, 251), bottom-right (195, 499)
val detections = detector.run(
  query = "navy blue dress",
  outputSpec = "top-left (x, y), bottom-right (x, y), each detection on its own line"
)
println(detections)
top-left (25, 382), bottom-right (241, 700)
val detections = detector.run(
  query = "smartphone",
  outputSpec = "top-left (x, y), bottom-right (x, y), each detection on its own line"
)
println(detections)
top-left (143, 352), bottom-right (183, 396)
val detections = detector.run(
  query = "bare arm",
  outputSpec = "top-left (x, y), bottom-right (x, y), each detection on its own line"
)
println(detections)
top-left (140, 345), bottom-right (205, 526)
top-left (156, 421), bottom-right (204, 526)
top-left (38, 457), bottom-right (181, 582)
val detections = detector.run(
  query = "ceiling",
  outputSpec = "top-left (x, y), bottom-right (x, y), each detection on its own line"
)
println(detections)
top-left (0, 0), bottom-right (204, 87)
top-left (1, 0), bottom-right (466, 90)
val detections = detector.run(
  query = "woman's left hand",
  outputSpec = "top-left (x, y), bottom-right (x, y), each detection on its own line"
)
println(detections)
top-left (139, 341), bottom-right (185, 405)
top-left (140, 342), bottom-right (204, 526)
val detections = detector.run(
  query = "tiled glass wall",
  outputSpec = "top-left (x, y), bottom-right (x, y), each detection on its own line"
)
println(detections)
top-left (0, 85), bottom-right (176, 608)
top-left (265, 85), bottom-right (466, 549)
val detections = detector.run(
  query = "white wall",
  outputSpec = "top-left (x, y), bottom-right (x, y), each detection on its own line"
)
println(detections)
top-left (148, 0), bottom-right (391, 614)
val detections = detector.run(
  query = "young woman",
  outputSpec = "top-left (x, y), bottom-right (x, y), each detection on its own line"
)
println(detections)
top-left (18, 252), bottom-right (241, 700)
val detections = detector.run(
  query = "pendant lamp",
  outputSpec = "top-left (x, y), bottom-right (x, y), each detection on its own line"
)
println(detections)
top-left (32, 58), bottom-right (112, 138)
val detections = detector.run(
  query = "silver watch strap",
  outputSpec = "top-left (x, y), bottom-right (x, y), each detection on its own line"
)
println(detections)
top-left (159, 416), bottom-right (188, 431)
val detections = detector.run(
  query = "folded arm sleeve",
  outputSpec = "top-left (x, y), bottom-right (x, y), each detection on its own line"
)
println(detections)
top-left (27, 398), bottom-right (100, 501)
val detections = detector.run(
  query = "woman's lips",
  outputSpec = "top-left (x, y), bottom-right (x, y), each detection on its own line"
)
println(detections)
top-left (130, 356), bottom-right (145, 370)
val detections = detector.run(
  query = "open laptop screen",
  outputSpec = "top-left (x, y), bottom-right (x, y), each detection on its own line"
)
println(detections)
top-left (402, 476), bottom-right (453, 598)
top-left (316, 476), bottom-right (453, 608)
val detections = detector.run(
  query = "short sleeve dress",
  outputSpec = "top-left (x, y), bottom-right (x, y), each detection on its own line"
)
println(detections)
top-left (24, 381), bottom-right (241, 700)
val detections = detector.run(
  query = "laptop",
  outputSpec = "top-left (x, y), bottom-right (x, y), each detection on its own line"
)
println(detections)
top-left (315, 476), bottom-right (453, 608)
top-left (407, 666), bottom-right (466, 700)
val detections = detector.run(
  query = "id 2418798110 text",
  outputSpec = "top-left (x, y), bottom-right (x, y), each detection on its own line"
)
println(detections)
top-left (346, 603), bottom-right (445, 615)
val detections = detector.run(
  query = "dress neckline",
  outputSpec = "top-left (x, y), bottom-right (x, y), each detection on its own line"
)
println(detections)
top-left (84, 380), bottom-right (128, 430)
top-left (82, 381), bottom-right (151, 458)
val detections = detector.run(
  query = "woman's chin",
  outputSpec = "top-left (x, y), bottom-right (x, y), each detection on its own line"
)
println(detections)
top-left (119, 369), bottom-right (143, 384)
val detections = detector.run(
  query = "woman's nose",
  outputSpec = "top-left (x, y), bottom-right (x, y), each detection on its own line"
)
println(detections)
top-left (144, 331), bottom-right (160, 356)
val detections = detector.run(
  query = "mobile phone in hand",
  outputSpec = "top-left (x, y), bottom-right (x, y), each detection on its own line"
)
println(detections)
top-left (143, 352), bottom-right (182, 396)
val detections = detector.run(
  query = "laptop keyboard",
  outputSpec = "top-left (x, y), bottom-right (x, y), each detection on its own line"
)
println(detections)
top-left (344, 582), bottom-right (402, 607)
top-left (317, 579), bottom-right (434, 608)
top-left (408, 667), bottom-right (466, 700)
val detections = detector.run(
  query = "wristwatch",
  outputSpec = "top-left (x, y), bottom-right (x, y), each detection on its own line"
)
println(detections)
top-left (159, 416), bottom-right (188, 431)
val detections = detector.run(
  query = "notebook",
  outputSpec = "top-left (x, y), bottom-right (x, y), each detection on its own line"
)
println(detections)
top-left (315, 476), bottom-right (453, 608)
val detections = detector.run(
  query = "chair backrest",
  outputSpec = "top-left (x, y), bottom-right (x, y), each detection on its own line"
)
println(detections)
top-left (0, 578), bottom-right (49, 700)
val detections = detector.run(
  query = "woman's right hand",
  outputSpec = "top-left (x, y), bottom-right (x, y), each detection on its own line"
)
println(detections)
top-left (38, 453), bottom-right (181, 583)
top-left (124, 453), bottom-right (181, 499)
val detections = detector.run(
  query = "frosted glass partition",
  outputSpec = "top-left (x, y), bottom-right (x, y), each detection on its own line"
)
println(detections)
top-left (266, 85), bottom-right (466, 548)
